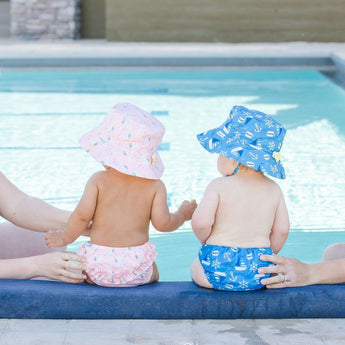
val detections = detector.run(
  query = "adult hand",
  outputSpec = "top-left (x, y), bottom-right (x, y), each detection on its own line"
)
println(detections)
top-left (259, 254), bottom-right (310, 288)
top-left (33, 251), bottom-right (87, 284)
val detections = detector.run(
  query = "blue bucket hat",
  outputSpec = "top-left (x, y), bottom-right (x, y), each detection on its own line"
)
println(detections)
top-left (197, 105), bottom-right (286, 179)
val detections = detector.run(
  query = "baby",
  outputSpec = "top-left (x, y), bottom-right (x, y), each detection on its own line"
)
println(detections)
top-left (46, 103), bottom-right (196, 287)
top-left (190, 105), bottom-right (290, 291)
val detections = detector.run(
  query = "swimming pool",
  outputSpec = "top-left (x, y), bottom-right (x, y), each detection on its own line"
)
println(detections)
top-left (1, 69), bottom-right (345, 281)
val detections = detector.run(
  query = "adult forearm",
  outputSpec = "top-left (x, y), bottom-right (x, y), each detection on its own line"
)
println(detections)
top-left (7, 195), bottom-right (70, 233)
top-left (308, 260), bottom-right (345, 285)
top-left (0, 257), bottom-right (38, 279)
top-left (0, 252), bottom-right (87, 283)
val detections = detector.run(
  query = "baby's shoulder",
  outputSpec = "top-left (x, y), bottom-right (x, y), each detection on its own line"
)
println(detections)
top-left (151, 178), bottom-right (166, 192)
top-left (262, 176), bottom-right (283, 196)
top-left (205, 176), bottom-right (227, 190)
top-left (87, 170), bottom-right (110, 185)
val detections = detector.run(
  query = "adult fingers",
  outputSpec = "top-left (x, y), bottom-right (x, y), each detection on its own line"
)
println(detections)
top-left (261, 272), bottom-right (285, 284)
top-left (265, 278), bottom-right (292, 289)
top-left (59, 267), bottom-right (86, 281)
top-left (65, 260), bottom-right (86, 271)
top-left (259, 264), bottom-right (284, 275)
top-left (58, 275), bottom-right (85, 284)
top-left (59, 251), bottom-right (85, 263)
top-left (265, 282), bottom-right (287, 289)
top-left (260, 254), bottom-right (286, 265)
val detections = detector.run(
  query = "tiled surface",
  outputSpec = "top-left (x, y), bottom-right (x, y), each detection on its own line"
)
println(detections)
top-left (0, 319), bottom-right (345, 345)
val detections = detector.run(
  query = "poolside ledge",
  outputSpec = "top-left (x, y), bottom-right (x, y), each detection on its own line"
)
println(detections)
top-left (0, 279), bottom-right (344, 319)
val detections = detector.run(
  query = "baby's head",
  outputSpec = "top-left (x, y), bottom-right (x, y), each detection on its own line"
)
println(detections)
top-left (216, 156), bottom-right (250, 176)
top-left (197, 105), bottom-right (286, 179)
top-left (79, 103), bottom-right (165, 179)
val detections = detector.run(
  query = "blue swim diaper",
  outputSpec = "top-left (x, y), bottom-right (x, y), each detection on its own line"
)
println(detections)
top-left (198, 245), bottom-right (273, 291)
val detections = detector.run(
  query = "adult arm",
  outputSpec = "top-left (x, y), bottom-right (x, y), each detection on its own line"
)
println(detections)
top-left (0, 252), bottom-right (86, 283)
top-left (269, 191), bottom-right (290, 253)
top-left (0, 171), bottom-right (70, 232)
top-left (151, 181), bottom-right (196, 232)
top-left (191, 181), bottom-right (218, 244)
top-left (259, 254), bottom-right (345, 288)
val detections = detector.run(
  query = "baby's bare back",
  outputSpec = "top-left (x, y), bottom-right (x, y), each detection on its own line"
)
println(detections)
top-left (90, 169), bottom-right (159, 247)
top-left (207, 173), bottom-right (282, 248)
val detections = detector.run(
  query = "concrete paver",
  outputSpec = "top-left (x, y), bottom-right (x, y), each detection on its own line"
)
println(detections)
top-left (1, 319), bottom-right (345, 345)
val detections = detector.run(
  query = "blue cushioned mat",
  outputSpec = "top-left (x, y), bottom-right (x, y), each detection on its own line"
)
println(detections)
top-left (0, 279), bottom-right (344, 319)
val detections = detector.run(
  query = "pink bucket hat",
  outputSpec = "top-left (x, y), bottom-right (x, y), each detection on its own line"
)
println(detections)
top-left (79, 103), bottom-right (165, 179)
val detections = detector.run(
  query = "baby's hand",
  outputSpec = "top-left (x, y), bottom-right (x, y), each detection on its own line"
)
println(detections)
top-left (178, 200), bottom-right (197, 221)
top-left (45, 230), bottom-right (67, 248)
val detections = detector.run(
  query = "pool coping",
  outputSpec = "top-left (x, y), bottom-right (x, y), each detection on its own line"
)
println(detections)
top-left (1, 279), bottom-right (345, 319)
top-left (1, 40), bottom-right (345, 70)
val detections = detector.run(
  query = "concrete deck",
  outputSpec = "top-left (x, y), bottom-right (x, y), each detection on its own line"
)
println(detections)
top-left (1, 39), bottom-right (345, 344)
top-left (0, 318), bottom-right (345, 344)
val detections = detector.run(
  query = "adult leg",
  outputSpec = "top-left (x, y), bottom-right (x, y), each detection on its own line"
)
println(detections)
top-left (190, 258), bottom-right (213, 288)
top-left (322, 243), bottom-right (345, 262)
top-left (0, 222), bottom-right (61, 259)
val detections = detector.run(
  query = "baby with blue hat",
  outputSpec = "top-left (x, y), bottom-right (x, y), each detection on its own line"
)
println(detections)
top-left (190, 105), bottom-right (290, 291)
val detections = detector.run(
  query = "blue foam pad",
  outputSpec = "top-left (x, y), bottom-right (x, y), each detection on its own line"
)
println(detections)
top-left (0, 279), bottom-right (344, 319)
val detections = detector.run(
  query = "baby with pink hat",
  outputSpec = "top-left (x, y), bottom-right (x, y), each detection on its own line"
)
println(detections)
top-left (46, 103), bottom-right (196, 287)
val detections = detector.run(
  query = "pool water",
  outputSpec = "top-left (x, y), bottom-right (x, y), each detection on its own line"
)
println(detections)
top-left (1, 69), bottom-right (345, 281)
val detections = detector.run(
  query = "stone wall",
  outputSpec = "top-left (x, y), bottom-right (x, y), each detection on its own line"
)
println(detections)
top-left (11, 0), bottom-right (81, 39)
top-left (0, 1), bottom-right (10, 38)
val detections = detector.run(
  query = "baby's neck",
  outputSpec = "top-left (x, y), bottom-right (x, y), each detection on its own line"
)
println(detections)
top-left (232, 167), bottom-right (263, 178)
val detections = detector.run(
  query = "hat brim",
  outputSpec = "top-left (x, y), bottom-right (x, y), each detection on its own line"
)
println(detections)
top-left (197, 130), bottom-right (286, 179)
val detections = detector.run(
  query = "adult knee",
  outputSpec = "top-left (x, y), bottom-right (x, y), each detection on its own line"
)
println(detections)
top-left (322, 243), bottom-right (345, 262)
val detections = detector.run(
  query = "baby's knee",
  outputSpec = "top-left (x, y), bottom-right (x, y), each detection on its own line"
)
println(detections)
top-left (322, 243), bottom-right (345, 262)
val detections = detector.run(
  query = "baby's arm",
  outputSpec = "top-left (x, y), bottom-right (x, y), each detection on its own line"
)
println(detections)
top-left (46, 175), bottom-right (98, 247)
top-left (151, 181), bottom-right (196, 232)
top-left (191, 181), bottom-right (218, 244)
top-left (270, 191), bottom-right (290, 253)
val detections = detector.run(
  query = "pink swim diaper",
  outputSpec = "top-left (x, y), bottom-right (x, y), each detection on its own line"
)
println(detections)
top-left (78, 241), bottom-right (157, 287)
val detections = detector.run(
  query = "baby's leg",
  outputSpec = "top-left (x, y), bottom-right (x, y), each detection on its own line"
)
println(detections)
top-left (322, 243), bottom-right (345, 262)
top-left (84, 273), bottom-right (96, 285)
top-left (147, 262), bottom-right (159, 284)
top-left (0, 222), bottom-right (60, 259)
top-left (190, 258), bottom-right (213, 289)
